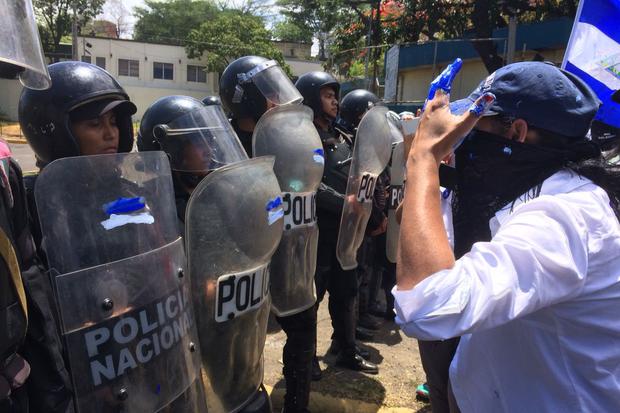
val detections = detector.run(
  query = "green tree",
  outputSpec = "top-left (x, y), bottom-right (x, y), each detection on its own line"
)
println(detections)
top-left (133, 0), bottom-right (219, 45)
top-left (277, 0), bottom-right (346, 60)
top-left (272, 19), bottom-right (313, 43)
top-left (328, 0), bottom-right (579, 77)
top-left (34, 0), bottom-right (105, 51)
top-left (186, 10), bottom-right (290, 74)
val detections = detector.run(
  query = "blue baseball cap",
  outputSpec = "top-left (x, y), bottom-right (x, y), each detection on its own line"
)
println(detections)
top-left (451, 61), bottom-right (600, 138)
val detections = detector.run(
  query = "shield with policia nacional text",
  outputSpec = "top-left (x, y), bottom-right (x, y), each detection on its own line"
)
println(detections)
top-left (336, 105), bottom-right (394, 270)
top-left (34, 152), bottom-right (206, 413)
top-left (186, 156), bottom-right (284, 412)
top-left (253, 105), bottom-right (325, 317)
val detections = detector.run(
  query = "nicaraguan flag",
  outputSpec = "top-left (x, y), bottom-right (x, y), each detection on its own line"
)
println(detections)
top-left (562, 0), bottom-right (620, 128)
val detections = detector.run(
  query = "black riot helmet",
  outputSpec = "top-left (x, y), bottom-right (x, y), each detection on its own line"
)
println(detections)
top-left (0, 0), bottom-right (51, 89)
top-left (219, 55), bottom-right (303, 121)
top-left (335, 89), bottom-right (381, 135)
top-left (295, 71), bottom-right (340, 118)
top-left (19, 62), bottom-right (136, 166)
top-left (202, 95), bottom-right (221, 106)
top-left (138, 95), bottom-right (247, 174)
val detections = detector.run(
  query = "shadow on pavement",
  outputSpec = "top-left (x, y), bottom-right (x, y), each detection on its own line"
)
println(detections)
top-left (366, 320), bottom-right (403, 347)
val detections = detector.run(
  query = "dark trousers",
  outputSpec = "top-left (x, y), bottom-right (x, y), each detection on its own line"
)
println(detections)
top-left (356, 236), bottom-right (374, 317)
top-left (315, 230), bottom-right (357, 356)
top-left (418, 338), bottom-right (461, 413)
top-left (276, 307), bottom-right (317, 413)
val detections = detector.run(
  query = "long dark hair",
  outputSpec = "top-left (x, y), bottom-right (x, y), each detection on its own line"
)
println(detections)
top-left (537, 129), bottom-right (620, 219)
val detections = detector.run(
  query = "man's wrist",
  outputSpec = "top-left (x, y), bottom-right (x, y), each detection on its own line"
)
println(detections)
top-left (407, 147), bottom-right (440, 172)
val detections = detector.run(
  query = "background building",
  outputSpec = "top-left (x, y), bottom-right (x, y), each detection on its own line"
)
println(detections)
top-left (386, 18), bottom-right (573, 112)
top-left (0, 36), bottom-right (322, 121)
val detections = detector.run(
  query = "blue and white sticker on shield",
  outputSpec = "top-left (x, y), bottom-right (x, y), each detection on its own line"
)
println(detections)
top-left (101, 196), bottom-right (155, 230)
top-left (313, 148), bottom-right (325, 164)
top-left (266, 196), bottom-right (284, 225)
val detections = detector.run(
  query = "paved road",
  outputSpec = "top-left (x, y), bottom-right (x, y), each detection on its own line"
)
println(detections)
top-left (9, 142), bottom-right (37, 172)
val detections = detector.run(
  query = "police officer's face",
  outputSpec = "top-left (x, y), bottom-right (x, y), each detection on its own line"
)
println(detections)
top-left (320, 86), bottom-right (338, 120)
top-left (70, 111), bottom-right (120, 156)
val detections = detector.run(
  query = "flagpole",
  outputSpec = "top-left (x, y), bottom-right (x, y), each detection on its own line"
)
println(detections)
top-left (562, 0), bottom-right (586, 68)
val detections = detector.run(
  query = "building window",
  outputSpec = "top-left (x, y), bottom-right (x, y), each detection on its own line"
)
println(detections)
top-left (153, 62), bottom-right (174, 80)
top-left (187, 65), bottom-right (207, 83)
top-left (95, 57), bottom-right (106, 70)
top-left (118, 58), bottom-right (139, 77)
top-left (81, 55), bottom-right (91, 63)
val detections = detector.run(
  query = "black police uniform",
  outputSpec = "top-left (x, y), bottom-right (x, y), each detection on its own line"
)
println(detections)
top-left (314, 128), bottom-right (361, 360)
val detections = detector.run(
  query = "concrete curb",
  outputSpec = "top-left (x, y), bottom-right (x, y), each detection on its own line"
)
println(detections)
top-left (3, 137), bottom-right (27, 145)
top-left (265, 385), bottom-right (415, 413)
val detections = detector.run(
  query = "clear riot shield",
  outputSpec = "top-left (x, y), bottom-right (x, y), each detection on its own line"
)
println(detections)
top-left (0, 0), bottom-right (51, 89)
top-left (336, 106), bottom-right (394, 270)
top-left (34, 152), bottom-right (205, 413)
top-left (386, 141), bottom-right (405, 263)
top-left (253, 105), bottom-right (324, 317)
top-left (385, 114), bottom-right (406, 263)
top-left (186, 156), bottom-right (283, 413)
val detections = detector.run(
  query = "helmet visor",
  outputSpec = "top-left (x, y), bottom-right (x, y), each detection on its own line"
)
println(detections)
top-left (0, 0), bottom-right (51, 89)
top-left (240, 60), bottom-right (303, 106)
top-left (156, 105), bottom-right (248, 172)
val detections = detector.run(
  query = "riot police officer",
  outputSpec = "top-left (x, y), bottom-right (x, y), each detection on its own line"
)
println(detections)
top-left (19, 61), bottom-right (136, 250)
top-left (0, 2), bottom-right (69, 412)
top-left (19, 62), bottom-right (207, 413)
top-left (335, 89), bottom-right (388, 330)
top-left (137, 95), bottom-right (246, 222)
top-left (139, 95), bottom-right (278, 413)
top-left (220, 56), bottom-right (320, 413)
top-left (295, 76), bottom-right (379, 375)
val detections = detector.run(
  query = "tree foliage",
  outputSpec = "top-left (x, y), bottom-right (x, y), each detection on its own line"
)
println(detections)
top-left (326, 0), bottom-right (579, 78)
top-left (277, 0), bottom-right (345, 60)
top-left (34, 0), bottom-right (105, 51)
top-left (133, 0), bottom-right (219, 45)
top-left (186, 11), bottom-right (290, 74)
top-left (272, 19), bottom-right (314, 43)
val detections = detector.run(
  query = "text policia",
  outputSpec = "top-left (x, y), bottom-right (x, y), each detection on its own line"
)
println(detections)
top-left (80, 288), bottom-right (193, 387)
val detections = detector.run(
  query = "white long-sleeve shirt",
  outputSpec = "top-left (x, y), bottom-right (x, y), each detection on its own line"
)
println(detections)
top-left (393, 170), bottom-right (620, 412)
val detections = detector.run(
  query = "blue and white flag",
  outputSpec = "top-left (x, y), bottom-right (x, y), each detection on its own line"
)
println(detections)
top-left (563, 0), bottom-right (620, 128)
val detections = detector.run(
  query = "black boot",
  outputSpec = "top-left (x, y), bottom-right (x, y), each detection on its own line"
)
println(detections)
top-left (335, 351), bottom-right (379, 375)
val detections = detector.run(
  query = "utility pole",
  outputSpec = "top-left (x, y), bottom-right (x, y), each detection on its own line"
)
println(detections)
top-left (370, 0), bottom-right (381, 94)
top-left (72, 2), bottom-right (78, 61)
top-left (506, 14), bottom-right (517, 64)
top-left (363, 10), bottom-right (373, 90)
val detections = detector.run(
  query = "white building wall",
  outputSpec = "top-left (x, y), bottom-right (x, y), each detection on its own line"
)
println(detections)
top-left (285, 58), bottom-right (324, 78)
top-left (0, 36), bottom-right (325, 122)
top-left (0, 79), bottom-right (24, 121)
top-left (78, 36), bottom-right (216, 119)
top-left (0, 36), bottom-right (217, 122)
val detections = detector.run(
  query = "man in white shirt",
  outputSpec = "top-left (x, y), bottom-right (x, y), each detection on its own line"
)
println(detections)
top-left (395, 61), bottom-right (620, 412)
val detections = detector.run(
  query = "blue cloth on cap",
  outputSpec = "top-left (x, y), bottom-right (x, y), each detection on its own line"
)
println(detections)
top-left (451, 62), bottom-right (600, 138)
